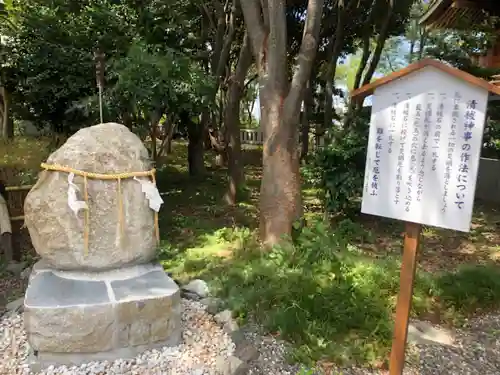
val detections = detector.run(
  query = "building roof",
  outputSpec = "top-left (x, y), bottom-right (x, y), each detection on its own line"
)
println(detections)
top-left (350, 58), bottom-right (500, 101)
top-left (419, 0), bottom-right (500, 30)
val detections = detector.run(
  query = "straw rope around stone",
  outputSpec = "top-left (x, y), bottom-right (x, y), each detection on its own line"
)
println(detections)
top-left (38, 162), bottom-right (160, 255)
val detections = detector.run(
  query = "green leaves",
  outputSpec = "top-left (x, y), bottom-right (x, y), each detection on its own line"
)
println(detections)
top-left (3, 0), bottom-right (136, 130)
top-left (303, 113), bottom-right (370, 216)
top-left (104, 40), bottom-right (215, 132)
top-left (3, 0), bottom-right (215, 135)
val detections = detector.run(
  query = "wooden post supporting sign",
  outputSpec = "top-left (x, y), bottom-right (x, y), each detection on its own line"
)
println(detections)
top-left (389, 222), bottom-right (421, 375)
top-left (350, 59), bottom-right (500, 374)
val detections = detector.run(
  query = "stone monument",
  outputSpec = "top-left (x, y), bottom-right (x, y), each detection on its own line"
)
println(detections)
top-left (23, 123), bottom-right (181, 368)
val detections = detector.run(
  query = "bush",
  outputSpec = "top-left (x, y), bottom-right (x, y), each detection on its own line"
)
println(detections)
top-left (303, 116), bottom-right (369, 216)
top-left (482, 101), bottom-right (500, 159)
top-left (212, 220), bottom-right (401, 365)
top-left (436, 264), bottom-right (500, 318)
top-left (165, 215), bottom-right (500, 367)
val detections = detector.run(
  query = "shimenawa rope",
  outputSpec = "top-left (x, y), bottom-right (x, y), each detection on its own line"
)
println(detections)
top-left (39, 163), bottom-right (160, 255)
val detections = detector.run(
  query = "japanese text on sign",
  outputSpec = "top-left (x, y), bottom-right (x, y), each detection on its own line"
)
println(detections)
top-left (361, 66), bottom-right (488, 232)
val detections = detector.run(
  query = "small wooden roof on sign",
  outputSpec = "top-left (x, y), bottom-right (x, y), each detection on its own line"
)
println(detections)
top-left (419, 0), bottom-right (500, 30)
top-left (350, 59), bottom-right (500, 101)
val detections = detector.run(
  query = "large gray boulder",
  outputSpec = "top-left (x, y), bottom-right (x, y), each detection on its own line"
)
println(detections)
top-left (24, 123), bottom-right (157, 270)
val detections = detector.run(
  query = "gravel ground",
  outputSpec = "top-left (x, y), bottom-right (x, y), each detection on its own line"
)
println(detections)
top-left (1, 296), bottom-right (500, 375)
top-left (0, 300), bottom-right (237, 375)
top-left (0, 272), bottom-right (24, 314)
top-left (243, 314), bottom-right (500, 375)
top-left (406, 314), bottom-right (500, 375)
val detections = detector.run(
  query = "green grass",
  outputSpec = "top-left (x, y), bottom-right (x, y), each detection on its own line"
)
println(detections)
top-left (0, 136), bottom-right (53, 184)
top-left (151, 143), bottom-right (500, 368)
top-left (4, 138), bottom-right (500, 369)
top-left (159, 213), bottom-right (500, 367)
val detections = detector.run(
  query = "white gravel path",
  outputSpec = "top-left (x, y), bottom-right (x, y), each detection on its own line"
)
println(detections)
top-left (2, 298), bottom-right (500, 375)
top-left (0, 300), bottom-right (236, 375)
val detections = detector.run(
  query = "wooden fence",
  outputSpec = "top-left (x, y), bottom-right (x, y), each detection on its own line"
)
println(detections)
top-left (240, 129), bottom-right (264, 145)
top-left (240, 128), bottom-right (326, 147)
top-left (6, 185), bottom-right (32, 223)
top-left (1, 165), bottom-right (32, 226)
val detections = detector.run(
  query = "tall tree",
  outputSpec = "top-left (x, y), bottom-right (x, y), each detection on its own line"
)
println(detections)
top-left (223, 33), bottom-right (253, 205)
top-left (0, 0), bottom-right (15, 140)
top-left (240, 0), bottom-right (325, 246)
top-left (341, 0), bottom-right (414, 133)
top-left (377, 0), bottom-right (431, 75)
top-left (322, 0), bottom-right (358, 134)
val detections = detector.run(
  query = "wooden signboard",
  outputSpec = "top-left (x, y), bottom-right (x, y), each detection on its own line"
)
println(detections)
top-left (351, 59), bottom-right (500, 375)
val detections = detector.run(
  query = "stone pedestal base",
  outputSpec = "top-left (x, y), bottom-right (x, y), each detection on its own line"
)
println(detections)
top-left (24, 262), bottom-right (181, 368)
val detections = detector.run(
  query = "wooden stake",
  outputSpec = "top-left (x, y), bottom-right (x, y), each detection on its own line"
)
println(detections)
top-left (389, 221), bottom-right (421, 375)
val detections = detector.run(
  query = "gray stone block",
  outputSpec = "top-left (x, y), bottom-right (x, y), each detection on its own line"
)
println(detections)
top-left (28, 337), bottom-right (181, 370)
top-left (24, 264), bottom-right (181, 365)
top-left (112, 270), bottom-right (180, 347)
top-left (26, 272), bottom-right (109, 307)
top-left (25, 302), bottom-right (115, 353)
top-left (111, 270), bottom-right (179, 300)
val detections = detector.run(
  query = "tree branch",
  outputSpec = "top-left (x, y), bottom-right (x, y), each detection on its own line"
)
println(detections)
top-left (200, 2), bottom-right (217, 31)
top-left (240, 0), bottom-right (266, 68)
top-left (214, 1), bottom-right (238, 85)
top-left (244, 74), bottom-right (258, 90)
top-left (385, 51), bottom-right (395, 72)
top-left (267, 0), bottom-right (288, 94)
top-left (211, 0), bottom-right (228, 73)
top-left (361, 1), bottom-right (393, 86)
top-left (233, 33), bottom-right (253, 88)
top-left (260, 0), bottom-right (270, 30)
top-left (286, 0), bottom-right (325, 112)
top-left (352, 0), bottom-right (376, 91)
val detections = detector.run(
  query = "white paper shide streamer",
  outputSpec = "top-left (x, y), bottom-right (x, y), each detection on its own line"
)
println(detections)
top-left (67, 173), bottom-right (88, 216)
top-left (134, 177), bottom-right (164, 212)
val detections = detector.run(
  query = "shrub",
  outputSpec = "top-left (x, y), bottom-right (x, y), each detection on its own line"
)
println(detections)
top-left (303, 116), bottom-right (369, 216)
top-left (212, 220), bottom-right (398, 365)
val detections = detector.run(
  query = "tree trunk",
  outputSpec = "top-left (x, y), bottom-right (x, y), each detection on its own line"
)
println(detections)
top-left (342, 0), bottom-right (386, 134)
top-left (351, 0), bottom-right (376, 91)
top-left (165, 120), bottom-right (175, 155)
top-left (149, 109), bottom-right (164, 163)
top-left (300, 110), bottom-right (309, 160)
top-left (0, 87), bottom-right (13, 140)
top-left (418, 28), bottom-right (427, 60)
top-left (215, 150), bottom-right (227, 167)
top-left (224, 33), bottom-right (253, 205)
top-left (300, 79), bottom-right (313, 160)
top-left (0, 89), bottom-right (4, 139)
top-left (408, 31), bottom-right (416, 63)
top-left (250, 96), bottom-right (255, 117)
top-left (151, 128), bottom-right (157, 162)
top-left (201, 1), bottom-right (238, 162)
top-left (360, 2), bottom-right (394, 87)
top-left (260, 93), bottom-right (303, 245)
top-left (122, 111), bottom-right (133, 129)
top-left (241, 0), bottom-right (324, 246)
top-left (323, 5), bottom-right (347, 133)
top-left (187, 112), bottom-right (206, 176)
top-left (324, 51), bottom-right (334, 133)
